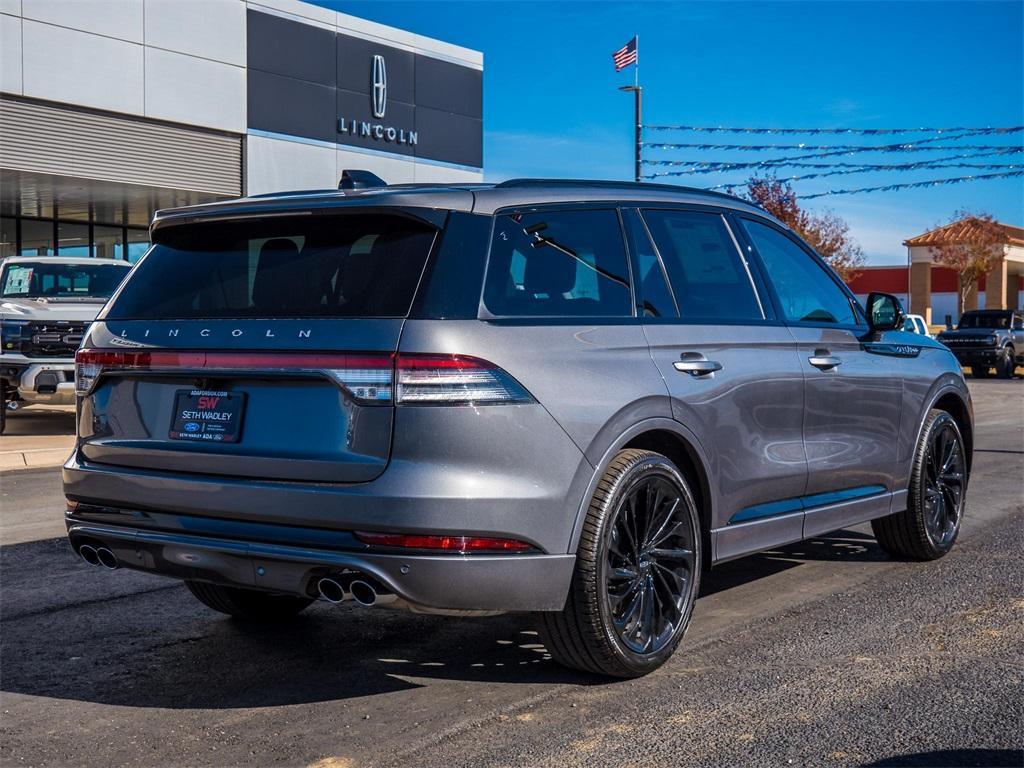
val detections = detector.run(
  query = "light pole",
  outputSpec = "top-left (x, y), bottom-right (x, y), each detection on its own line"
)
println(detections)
top-left (619, 85), bottom-right (642, 183)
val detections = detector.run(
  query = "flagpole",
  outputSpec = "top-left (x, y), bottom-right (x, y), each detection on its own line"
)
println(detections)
top-left (618, 35), bottom-right (642, 183)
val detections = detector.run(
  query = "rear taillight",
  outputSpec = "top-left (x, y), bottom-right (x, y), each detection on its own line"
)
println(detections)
top-left (395, 354), bottom-right (532, 405)
top-left (354, 531), bottom-right (534, 553)
top-left (75, 350), bottom-right (393, 403)
top-left (75, 350), bottom-right (531, 406)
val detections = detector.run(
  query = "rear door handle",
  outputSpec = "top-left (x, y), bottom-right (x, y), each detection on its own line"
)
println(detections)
top-left (808, 350), bottom-right (842, 370)
top-left (673, 353), bottom-right (722, 376)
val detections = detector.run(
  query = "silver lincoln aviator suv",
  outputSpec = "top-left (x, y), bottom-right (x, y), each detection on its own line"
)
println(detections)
top-left (64, 175), bottom-right (972, 678)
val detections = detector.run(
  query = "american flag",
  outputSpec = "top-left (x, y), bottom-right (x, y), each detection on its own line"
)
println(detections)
top-left (612, 37), bottom-right (637, 72)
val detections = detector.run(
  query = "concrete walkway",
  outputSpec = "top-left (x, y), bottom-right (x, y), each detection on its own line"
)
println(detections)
top-left (0, 406), bottom-right (75, 472)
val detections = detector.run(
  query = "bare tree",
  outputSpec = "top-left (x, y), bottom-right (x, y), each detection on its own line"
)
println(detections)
top-left (929, 211), bottom-right (1005, 314)
top-left (744, 177), bottom-right (866, 281)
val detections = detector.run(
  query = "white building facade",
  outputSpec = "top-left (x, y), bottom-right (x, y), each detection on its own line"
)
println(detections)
top-left (0, 0), bottom-right (483, 260)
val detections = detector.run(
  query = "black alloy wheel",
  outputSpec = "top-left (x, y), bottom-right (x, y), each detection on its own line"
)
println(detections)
top-left (872, 409), bottom-right (967, 560)
top-left (605, 475), bottom-right (696, 655)
top-left (539, 449), bottom-right (702, 678)
top-left (921, 417), bottom-right (966, 549)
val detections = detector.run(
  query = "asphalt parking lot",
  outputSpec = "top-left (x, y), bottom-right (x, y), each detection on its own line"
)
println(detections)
top-left (1, 379), bottom-right (1021, 768)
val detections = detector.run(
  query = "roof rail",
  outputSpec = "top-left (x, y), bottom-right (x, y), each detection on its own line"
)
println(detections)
top-left (493, 177), bottom-right (726, 195)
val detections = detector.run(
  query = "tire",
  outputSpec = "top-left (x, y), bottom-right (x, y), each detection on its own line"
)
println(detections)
top-left (872, 409), bottom-right (967, 561)
top-left (0, 381), bottom-right (6, 436)
top-left (971, 366), bottom-right (991, 378)
top-left (539, 449), bottom-right (702, 678)
top-left (995, 346), bottom-right (1015, 379)
top-left (185, 580), bottom-right (314, 621)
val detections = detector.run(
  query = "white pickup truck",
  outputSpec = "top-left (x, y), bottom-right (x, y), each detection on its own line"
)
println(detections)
top-left (1, 256), bottom-right (132, 433)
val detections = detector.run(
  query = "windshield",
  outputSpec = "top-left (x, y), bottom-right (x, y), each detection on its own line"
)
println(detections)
top-left (1, 261), bottom-right (130, 299)
top-left (957, 312), bottom-right (1010, 329)
top-left (105, 214), bottom-right (437, 320)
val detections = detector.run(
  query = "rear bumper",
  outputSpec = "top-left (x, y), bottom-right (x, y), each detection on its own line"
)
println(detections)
top-left (66, 514), bottom-right (575, 612)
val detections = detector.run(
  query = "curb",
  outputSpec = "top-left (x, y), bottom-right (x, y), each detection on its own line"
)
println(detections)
top-left (0, 448), bottom-right (70, 473)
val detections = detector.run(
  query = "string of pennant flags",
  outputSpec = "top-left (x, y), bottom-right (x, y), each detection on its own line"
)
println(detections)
top-left (706, 163), bottom-right (1024, 191)
top-left (644, 125), bottom-right (1024, 136)
top-left (646, 148), bottom-right (1024, 176)
top-left (797, 170), bottom-right (1024, 199)
top-left (636, 122), bottom-right (1024, 198)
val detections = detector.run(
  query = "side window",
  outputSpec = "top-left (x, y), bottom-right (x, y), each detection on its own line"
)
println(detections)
top-left (622, 209), bottom-right (677, 318)
top-left (741, 219), bottom-right (858, 326)
top-left (484, 209), bottom-right (632, 317)
top-left (641, 209), bottom-right (763, 321)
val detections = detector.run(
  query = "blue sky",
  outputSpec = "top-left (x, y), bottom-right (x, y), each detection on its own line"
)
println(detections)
top-left (320, 1), bottom-right (1023, 265)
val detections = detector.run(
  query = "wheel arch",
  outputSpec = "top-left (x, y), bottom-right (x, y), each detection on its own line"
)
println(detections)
top-left (569, 418), bottom-right (715, 571)
top-left (930, 389), bottom-right (974, 478)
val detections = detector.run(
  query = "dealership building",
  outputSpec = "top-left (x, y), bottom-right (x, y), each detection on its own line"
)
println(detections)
top-left (0, 0), bottom-right (483, 261)
top-left (847, 219), bottom-right (1024, 326)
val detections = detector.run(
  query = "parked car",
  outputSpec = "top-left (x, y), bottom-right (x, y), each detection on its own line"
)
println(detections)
top-left (937, 309), bottom-right (1023, 378)
top-left (903, 313), bottom-right (933, 338)
top-left (1, 256), bottom-right (133, 433)
top-left (64, 176), bottom-right (973, 678)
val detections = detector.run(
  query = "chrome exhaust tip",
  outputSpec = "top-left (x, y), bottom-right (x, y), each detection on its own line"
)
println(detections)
top-left (349, 579), bottom-right (378, 607)
top-left (317, 577), bottom-right (347, 604)
top-left (96, 547), bottom-right (118, 570)
top-left (78, 544), bottom-right (100, 566)
top-left (349, 579), bottom-right (397, 607)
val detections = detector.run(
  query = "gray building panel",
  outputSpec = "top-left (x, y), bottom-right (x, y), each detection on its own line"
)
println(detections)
top-left (247, 69), bottom-right (337, 144)
top-left (414, 107), bottom-right (483, 167)
top-left (246, 10), bottom-right (483, 169)
top-left (414, 55), bottom-right (483, 119)
top-left (246, 9), bottom-right (336, 86)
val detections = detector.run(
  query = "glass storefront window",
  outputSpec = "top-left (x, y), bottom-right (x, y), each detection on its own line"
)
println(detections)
top-left (93, 225), bottom-right (125, 260)
top-left (58, 221), bottom-right (91, 257)
top-left (20, 219), bottom-right (54, 256)
top-left (127, 228), bottom-right (150, 263)
top-left (0, 217), bottom-right (15, 258)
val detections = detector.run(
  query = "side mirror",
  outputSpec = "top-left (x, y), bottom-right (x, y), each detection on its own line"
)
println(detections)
top-left (866, 292), bottom-right (905, 333)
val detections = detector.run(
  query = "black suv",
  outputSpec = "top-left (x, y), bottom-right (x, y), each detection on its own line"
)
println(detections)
top-left (938, 309), bottom-right (1023, 378)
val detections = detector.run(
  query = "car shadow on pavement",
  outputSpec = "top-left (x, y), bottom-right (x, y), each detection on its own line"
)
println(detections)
top-left (1, 407), bottom-right (77, 436)
top-left (1, 529), bottom-right (890, 710)
top-left (860, 748), bottom-right (1024, 767)
top-left (0, 537), bottom-right (602, 709)
top-left (701, 529), bottom-right (887, 598)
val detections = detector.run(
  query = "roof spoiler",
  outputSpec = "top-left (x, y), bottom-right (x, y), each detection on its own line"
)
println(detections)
top-left (339, 170), bottom-right (387, 190)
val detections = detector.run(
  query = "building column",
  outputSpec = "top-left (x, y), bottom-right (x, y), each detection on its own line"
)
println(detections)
top-left (987, 257), bottom-right (1009, 310)
top-left (910, 261), bottom-right (932, 323)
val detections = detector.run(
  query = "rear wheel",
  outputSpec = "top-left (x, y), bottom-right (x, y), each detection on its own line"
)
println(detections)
top-left (185, 580), bottom-right (314, 621)
top-left (995, 346), bottom-right (1015, 379)
top-left (539, 449), bottom-right (702, 678)
top-left (872, 409), bottom-right (966, 560)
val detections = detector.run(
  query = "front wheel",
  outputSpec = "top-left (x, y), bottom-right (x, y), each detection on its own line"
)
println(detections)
top-left (538, 449), bottom-right (702, 678)
top-left (995, 346), bottom-right (1015, 379)
top-left (186, 580), bottom-right (314, 621)
top-left (872, 409), bottom-right (967, 560)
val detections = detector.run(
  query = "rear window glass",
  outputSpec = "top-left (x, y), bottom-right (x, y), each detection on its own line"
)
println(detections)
top-left (483, 209), bottom-right (632, 317)
top-left (105, 214), bottom-right (436, 319)
top-left (641, 210), bottom-right (763, 322)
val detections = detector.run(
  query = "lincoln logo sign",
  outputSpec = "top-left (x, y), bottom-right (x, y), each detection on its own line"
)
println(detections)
top-left (372, 54), bottom-right (387, 118)
top-left (337, 54), bottom-right (418, 147)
